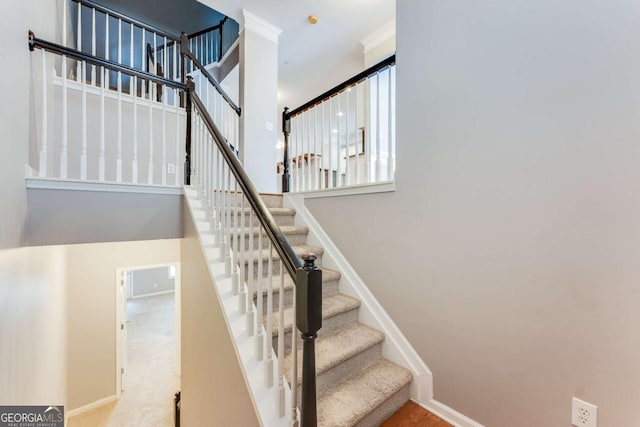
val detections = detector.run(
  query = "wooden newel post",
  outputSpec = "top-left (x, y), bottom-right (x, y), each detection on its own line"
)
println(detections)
top-left (184, 76), bottom-right (194, 185)
top-left (296, 253), bottom-right (322, 427)
top-left (282, 107), bottom-right (291, 193)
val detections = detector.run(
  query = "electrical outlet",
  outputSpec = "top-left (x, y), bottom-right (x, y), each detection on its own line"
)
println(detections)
top-left (167, 163), bottom-right (175, 174)
top-left (572, 397), bottom-right (597, 427)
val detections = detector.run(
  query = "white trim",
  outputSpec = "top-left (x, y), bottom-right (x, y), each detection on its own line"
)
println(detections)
top-left (421, 399), bottom-right (485, 427)
top-left (284, 192), bottom-right (433, 404)
top-left (26, 177), bottom-right (183, 195)
top-left (289, 180), bottom-right (395, 199)
top-left (205, 38), bottom-right (240, 73)
top-left (66, 395), bottom-right (117, 420)
top-left (241, 9), bottom-right (282, 44)
top-left (361, 19), bottom-right (396, 54)
top-left (131, 289), bottom-right (175, 299)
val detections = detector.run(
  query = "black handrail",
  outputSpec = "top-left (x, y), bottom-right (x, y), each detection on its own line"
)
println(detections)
top-left (287, 54), bottom-right (396, 118)
top-left (180, 33), bottom-right (241, 116)
top-left (71, 0), bottom-right (181, 42)
top-left (29, 31), bottom-right (186, 90)
top-left (188, 86), bottom-right (299, 276)
top-left (187, 18), bottom-right (226, 40)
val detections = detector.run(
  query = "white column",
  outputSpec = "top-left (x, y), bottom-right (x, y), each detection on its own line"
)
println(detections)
top-left (239, 10), bottom-right (281, 192)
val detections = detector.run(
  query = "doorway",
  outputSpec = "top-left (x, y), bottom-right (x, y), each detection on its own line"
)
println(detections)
top-left (115, 263), bottom-right (181, 424)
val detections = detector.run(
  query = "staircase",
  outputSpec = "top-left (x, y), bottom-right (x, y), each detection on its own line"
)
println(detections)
top-left (242, 194), bottom-right (413, 426)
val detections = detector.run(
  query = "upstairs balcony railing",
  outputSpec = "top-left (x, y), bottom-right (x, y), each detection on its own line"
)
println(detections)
top-left (281, 55), bottom-right (396, 193)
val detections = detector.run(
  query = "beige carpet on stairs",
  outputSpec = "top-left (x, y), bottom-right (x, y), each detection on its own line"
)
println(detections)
top-left (67, 293), bottom-right (179, 427)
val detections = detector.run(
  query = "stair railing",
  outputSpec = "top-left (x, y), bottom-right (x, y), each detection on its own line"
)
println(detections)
top-left (70, 0), bottom-right (183, 84)
top-left (28, 31), bottom-right (186, 184)
top-left (281, 55), bottom-right (396, 193)
top-left (186, 77), bottom-right (322, 427)
top-left (180, 32), bottom-right (241, 157)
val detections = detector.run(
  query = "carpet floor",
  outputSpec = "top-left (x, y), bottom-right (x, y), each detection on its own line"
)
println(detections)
top-left (68, 293), bottom-right (179, 427)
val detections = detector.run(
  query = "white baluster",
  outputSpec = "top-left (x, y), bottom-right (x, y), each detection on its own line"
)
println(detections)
top-left (365, 78), bottom-right (371, 183)
top-left (129, 23), bottom-right (134, 68)
top-left (256, 223), bottom-right (264, 361)
top-left (232, 181), bottom-right (240, 296)
top-left (174, 88), bottom-right (180, 186)
top-left (62, 0), bottom-right (67, 48)
top-left (389, 65), bottom-right (395, 180)
top-left (76, 2), bottom-right (81, 80)
top-left (375, 73), bottom-right (381, 182)
top-left (277, 260), bottom-right (286, 416)
top-left (247, 209), bottom-right (255, 336)
top-left (313, 106), bottom-right (318, 190)
top-left (337, 95), bottom-right (342, 188)
top-left (141, 29), bottom-right (146, 97)
top-left (290, 284), bottom-right (299, 427)
top-left (132, 76), bottom-right (138, 183)
top-left (225, 170), bottom-right (233, 275)
top-left (173, 40), bottom-right (177, 82)
top-left (355, 84), bottom-right (360, 185)
top-left (39, 50), bottom-right (47, 177)
top-left (148, 77), bottom-right (154, 184)
top-left (105, 13), bottom-right (109, 61)
top-left (238, 195), bottom-right (247, 315)
top-left (99, 66), bottom-right (106, 181)
top-left (328, 100), bottom-right (334, 188)
top-left (162, 85), bottom-right (167, 185)
top-left (117, 19), bottom-right (122, 181)
top-left (91, 8), bottom-right (96, 85)
top-left (302, 114), bottom-right (307, 191)
top-left (345, 90), bottom-right (350, 186)
top-left (265, 240), bottom-right (274, 387)
top-left (320, 102), bottom-right (325, 189)
top-left (81, 61), bottom-right (87, 180)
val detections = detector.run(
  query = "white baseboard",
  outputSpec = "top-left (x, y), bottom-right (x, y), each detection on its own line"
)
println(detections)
top-left (284, 193), bottom-right (433, 405)
top-left (66, 395), bottom-right (117, 421)
top-left (131, 289), bottom-right (175, 299)
top-left (421, 399), bottom-right (484, 427)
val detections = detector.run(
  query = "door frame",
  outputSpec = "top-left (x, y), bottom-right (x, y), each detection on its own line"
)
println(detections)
top-left (115, 262), bottom-right (181, 398)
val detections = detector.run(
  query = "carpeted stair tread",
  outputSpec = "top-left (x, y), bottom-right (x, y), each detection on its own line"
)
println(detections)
top-left (284, 323), bottom-right (384, 384)
top-left (317, 359), bottom-right (413, 427)
top-left (241, 207), bottom-right (296, 216)
top-left (253, 268), bottom-right (341, 297)
top-left (269, 293), bottom-right (360, 336)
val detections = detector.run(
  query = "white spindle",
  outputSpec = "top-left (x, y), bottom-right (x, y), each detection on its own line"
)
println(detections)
top-left (232, 181), bottom-right (240, 296)
top-left (76, 2), bottom-right (81, 80)
top-left (337, 96), bottom-right (342, 187)
top-left (239, 195), bottom-right (247, 315)
top-left (328, 100), bottom-right (334, 188)
top-left (355, 84), bottom-right (360, 185)
top-left (62, 0), bottom-right (67, 47)
top-left (265, 240), bottom-right (274, 387)
top-left (314, 106), bottom-right (319, 190)
top-left (375, 73), bottom-right (381, 181)
top-left (256, 222), bottom-right (264, 361)
top-left (81, 61), bottom-right (87, 180)
top-left (365, 78), bottom-right (371, 183)
top-left (162, 85), bottom-right (167, 185)
top-left (345, 90), bottom-right (350, 186)
top-left (306, 113), bottom-right (311, 190)
top-left (148, 77), bottom-right (154, 184)
top-left (129, 23), bottom-right (134, 68)
top-left (105, 13), bottom-right (110, 61)
top-left (173, 41), bottom-right (177, 82)
top-left (174, 88), bottom-right (180, 186)
top-left (39, 50), bottom-right (47, 177)
top-left (117, 19), bottom-right (122, 181)
top-left (277, 260), bottom-right (285, 416)
top-left (247, 208), bottom-right (255, 336)
top-left (225, 169), bottom-right (233, 275)
top-left (91, 8), bottom-right (96, 85)
top-left (163, 37), bottom-right (168, 79)
top-left (141, 28), bottom-right (146, 96)
top-left (388, 66), bottom-right (395, 180)
top-left (290, 284), bottom-right (298, 426)
top-left (132, 76), bottom-right (138, 183)
top-left (99, 66), bottom-right (106, 181)
top-left (321, 102), bottom-right (325, 189)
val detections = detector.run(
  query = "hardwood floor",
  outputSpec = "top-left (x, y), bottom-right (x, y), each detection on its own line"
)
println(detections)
top-left (381, 401), bottom-right (454, 427)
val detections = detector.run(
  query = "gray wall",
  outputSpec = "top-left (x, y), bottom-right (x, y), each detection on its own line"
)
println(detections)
top-left (305, 0), bottom-right (640, 426)
top-left (180, 206), bottom-right (259, 426)
top-left (27, 189), bottom-right (182, 246)
top-left (131, 266), bottom-right (174, 297)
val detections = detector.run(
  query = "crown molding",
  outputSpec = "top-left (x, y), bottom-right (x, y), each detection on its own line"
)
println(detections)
top-left (361, 19), bottom-right (396, 54)
top-left (242, 9), bottom-right (282, 44)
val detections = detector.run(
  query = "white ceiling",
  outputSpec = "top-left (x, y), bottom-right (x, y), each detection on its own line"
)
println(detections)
top-left (198, 0), bottom-right (395, 110)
